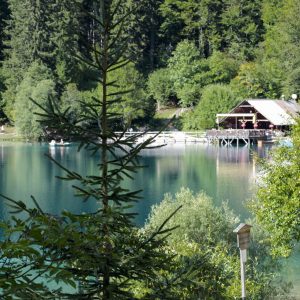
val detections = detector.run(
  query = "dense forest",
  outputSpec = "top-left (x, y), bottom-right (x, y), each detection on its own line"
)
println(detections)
top-left (0, 1), bottom-right (299, 298)
top-left (0, 0), bottom-right (299, 138)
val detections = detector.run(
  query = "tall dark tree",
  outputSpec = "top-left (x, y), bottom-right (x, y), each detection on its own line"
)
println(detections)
top-left (262, 0), bottom-right (300, 96)
top-left (48, 0), bottom-right (83, 85)
top-left (221, 0), bottom-right (265, 60)
top-left (159, 0), bottom-right (225, 57)
top-left (159, 0), bottom-right (265, 60)
top-left (2, 0), bottom-right (56, 119)
top-left (122, 0), bottom-right (164, 73)
top-left (2, 0), bottom-right (85, 120)
top-left (0, 0), bottom-right (9, 61)
top-left (0, 1), bottom-right (194, 298)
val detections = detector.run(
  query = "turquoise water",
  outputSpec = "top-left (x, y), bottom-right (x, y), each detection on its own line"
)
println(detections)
top-left (0, 142), bottom-right (299, 296)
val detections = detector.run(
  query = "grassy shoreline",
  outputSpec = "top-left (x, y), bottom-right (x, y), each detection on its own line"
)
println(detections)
top-left (0, 127), bottom-right (25, 142)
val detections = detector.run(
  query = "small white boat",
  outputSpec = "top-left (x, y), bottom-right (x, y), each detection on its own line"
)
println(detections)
top-left (49, 140), bottom-right (71, 147)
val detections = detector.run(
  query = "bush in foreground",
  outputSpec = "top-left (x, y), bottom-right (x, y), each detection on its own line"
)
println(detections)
top-left (144, 188), bottom-right (293, 299)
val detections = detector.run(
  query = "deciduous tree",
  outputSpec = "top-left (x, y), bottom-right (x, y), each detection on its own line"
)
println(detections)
top-left (146, 188), bottom-right (291, 299)
top-left (182, 84), bottom-right (239, 130)
top-left (251, 118), bottom-right (300, 257)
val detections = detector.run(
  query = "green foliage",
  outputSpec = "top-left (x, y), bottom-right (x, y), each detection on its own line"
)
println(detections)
top-left (159, 0), bottom-right (224, 57)
top-left (250, 118), bottom-right (300, 257)
top-left (159, 0), bottom-right (264, 59)
top-left (146, 188), bottom-right (239, 249)
top-left (231, 62), bottom-right (263, 98)
top-left (259, 0), bottom-right (300, 97)
top-left (3, 0), bottom-right (55, 82)
top-left (262, 0), bottom-right (283, 29)
top-left (221, 0), bottom-right (265, 60)
top-left (0, 1), bottom-right (299, 297)
top-left (148, 48), bottom-right (240, 111)
top-left (0, 203), bottom-right (178, 299)
top-left (14, 62), bottom-right (56, 139)
top-left (168, 40), bottom-right (210, 107)
top-left (121, 0), bottom-right (164, 72)
top-left (1, 0), bottom-right (82, 121)
top-left (49, 0), bottom-right (82, 84)
top-left (145, 188), bottom-right (290, 299)
top-left (0, 2), bottom-right (191, 299)
top-left (60, 83), bottom-right (83, 123)
top-left (108, 62), bottom-right (147, 126)
top-left (0, 0), bottom-right (9, 61)
top-left (208, 51), bottom-right (240, 84)
top-left (183, 84), bottom-right (239, 130)
top-left (1, 0), bottom-right (298, 127)
top-left (231, 61), bottom-right (283, 99)
top-left (147, 68), bottom-right (174, 110)
top-left (0, 69), bottom-right (5, 117)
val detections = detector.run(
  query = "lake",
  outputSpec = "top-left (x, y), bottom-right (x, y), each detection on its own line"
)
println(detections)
top-left (0, 142), bottom-right (299, 296)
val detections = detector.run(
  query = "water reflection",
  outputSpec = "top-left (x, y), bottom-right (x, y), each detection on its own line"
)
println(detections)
top-left (0, 143), bottom-right (273, 223)
top-left (0, 143), bottom-right (98, 220)
top-left (123, 144), bottom-right (264, 225)
top-left (0, 142), bottom-right (299, 294)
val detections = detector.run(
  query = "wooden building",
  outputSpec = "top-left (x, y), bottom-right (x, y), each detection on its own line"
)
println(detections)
top-left (207, 99), bottom-right (300, 145)
top-left (216, 99), bottom-right (300, 130)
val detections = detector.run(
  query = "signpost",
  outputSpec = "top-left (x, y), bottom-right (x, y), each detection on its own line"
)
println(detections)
top-left (233, 223), bottom-right (252, 300)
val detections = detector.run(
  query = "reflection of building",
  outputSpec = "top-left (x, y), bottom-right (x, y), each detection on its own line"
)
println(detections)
top-left (216, 99), bottom-right (300, 130)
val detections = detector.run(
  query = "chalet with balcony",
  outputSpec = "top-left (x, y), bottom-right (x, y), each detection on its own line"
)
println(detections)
top-left (207, 99), bottom-right (300, 145)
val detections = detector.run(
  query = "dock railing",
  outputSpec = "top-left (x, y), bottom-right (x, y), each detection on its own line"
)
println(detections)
top-left (206, 129), bottom-right (273, 144)
top-left (115, 131), bottom-right (207, 144)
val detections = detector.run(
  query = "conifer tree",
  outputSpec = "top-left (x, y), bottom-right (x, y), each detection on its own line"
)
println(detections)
top-left (48, 0), bottom-right (83, 85)
top-left (222, 0), bottom-right (264, 60)
top-left (0, 1), bottom-right (192, 298)
top-left (121, 0), bottom-right (164, 73)
top-left (2, 0), bottom-right (83, 119)
top-left (160, 0), bottom-right (225, 57)
top-left (2, 0), bottom-right (56, 119)
top-left (0, 0), bottom-right (9, 61)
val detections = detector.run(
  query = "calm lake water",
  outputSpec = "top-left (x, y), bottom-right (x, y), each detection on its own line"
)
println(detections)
top-left (0, 142), bottom-right (299, 296)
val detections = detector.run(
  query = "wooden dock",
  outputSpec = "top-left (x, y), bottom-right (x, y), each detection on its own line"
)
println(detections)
top-left (116, 131), bottom-right (207, 145)
top-left (206, 129), bottom-right (272, 146)
top-left (116, 129), bottom-right (273, 146)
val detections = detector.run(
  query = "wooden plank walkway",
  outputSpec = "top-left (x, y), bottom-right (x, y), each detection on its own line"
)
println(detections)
top-left (206, 129), bottom-right (272, 146)
top-left (116, 131), bottom-right (207, 145)
top-left (116, 129), bottom-right (273, 146)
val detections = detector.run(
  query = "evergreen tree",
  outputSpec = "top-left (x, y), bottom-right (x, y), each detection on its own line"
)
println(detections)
top-left (221, 0), bottom-right (265, 60)
top-left (2, 0), bottom-right (56, 119)
top-left (121, 0), bottom-right (164, 73)
top-left (2, 0), bottom-right (84, 119)
top-left (246, 0), bottom-right (300, 98)
top-left (48, 0), bottom-right (83, 85)
top-left (159, 0), bottom-right (265, 60)
top-left (160, 0), bottom-right (225, 57)
top-left (0, 1), bottom-right (193, 298)
top-left (0, 0), bottom-right (9, 61)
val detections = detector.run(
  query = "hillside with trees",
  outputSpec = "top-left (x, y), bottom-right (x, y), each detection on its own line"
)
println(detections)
top-left (0, 0), bottom-right (299, 136)
top-left (0, 1), bottom-right (299, 298)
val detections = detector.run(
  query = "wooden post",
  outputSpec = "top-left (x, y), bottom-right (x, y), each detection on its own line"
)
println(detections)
top-left (234, 223), bottom-right (252, 300)
top-left (240, 249), bottom-right (246, 300)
